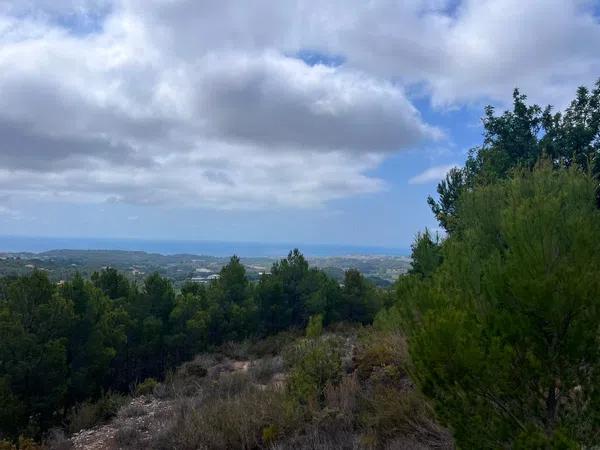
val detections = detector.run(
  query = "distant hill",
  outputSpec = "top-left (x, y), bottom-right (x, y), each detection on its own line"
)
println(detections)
top-left (0, 248), bottom-right (410, 287)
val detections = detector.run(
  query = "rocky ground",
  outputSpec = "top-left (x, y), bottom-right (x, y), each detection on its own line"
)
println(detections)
top-left (71, 396), bottom-right (174, 450)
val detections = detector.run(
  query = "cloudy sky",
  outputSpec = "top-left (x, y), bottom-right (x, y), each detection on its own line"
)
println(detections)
top-left (1, 0), bottom-right (599, 249)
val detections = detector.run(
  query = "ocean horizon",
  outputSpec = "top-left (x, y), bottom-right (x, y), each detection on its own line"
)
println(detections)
top-left (0, 235), bottom-right (410, 258)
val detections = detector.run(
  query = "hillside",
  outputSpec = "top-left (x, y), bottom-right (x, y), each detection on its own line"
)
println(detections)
top-left (54, 328), bottom-right (452, 450)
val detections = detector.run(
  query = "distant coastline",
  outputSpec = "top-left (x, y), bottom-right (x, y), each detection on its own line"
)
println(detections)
top-left (0, 235), bottom-right (409, 257)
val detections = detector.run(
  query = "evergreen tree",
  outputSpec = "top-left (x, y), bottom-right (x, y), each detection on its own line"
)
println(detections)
top-left (410, 165), bottom-right (600, 447)
top-left (408, 228), bottom-right (442, 279)
top-left (429, 80), bottom-right (600, 232)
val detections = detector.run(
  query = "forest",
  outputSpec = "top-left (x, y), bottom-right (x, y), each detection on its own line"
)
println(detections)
top-left (1, 81), bottom-right (600, 449)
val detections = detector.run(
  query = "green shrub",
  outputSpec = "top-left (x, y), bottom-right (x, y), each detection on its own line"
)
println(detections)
top-left (285, 336), bottom-right (343, 405)
top-left (514, 428), bottom-right (578, 450)
top-left (261, 424), bottom-right (278, 446)
top-left (410, 166), bottom-right (600, 447)
top-left (134, 377), bottom-right (158, 396)
top-left (305, 314), bottom-right (323, 338)
top-left (373, 304), bottom-right (403, 332)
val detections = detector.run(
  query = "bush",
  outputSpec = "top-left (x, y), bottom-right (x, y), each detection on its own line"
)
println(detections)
top-left (410, 166), bottom-right (600, 447)
top-left (117, 402), bottom-right (146, 419)
top-left (285, 336), bottom-right (344, 406)
top-left (305, 314), bottom-right (323, 338)
top-left (152, 387), bottom-right (300, 450)
top-left (324, 373), bottom-right (360, 427)
top-left (66, 392), bottom-right (128, 434)
top-left (359, 386), bottom-right (451, 448)
top-left (134, 378), bottom-right (158, 396)
top-left (186, 364), bottom-right (208, 379)
top-left (249, 356), bottom-right (284, 385)
top-left (354, 331), bottom-right (407, 383)
top-left (246, 330), bottom-right (301, 358)
top-left (182, 353), bottom-right (218, 379)
top-left (115, 424), bottom-right (143, 449)
top-left (218, 340), bottom-right (252, 360)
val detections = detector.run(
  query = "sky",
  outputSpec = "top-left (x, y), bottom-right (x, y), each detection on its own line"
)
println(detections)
top-left (0, 0), bottom-right (600, 249)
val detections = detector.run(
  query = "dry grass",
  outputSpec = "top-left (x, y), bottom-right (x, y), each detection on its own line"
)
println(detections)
top-left (325, 372), bottom-right (360, 422)
top-left (359, 386), bottom-right (452, 448)
top-left (66, 392), bottom-right (129, 434)
top-left (44, 429), bottom-right (72, 450)
top-left (70, 327), bottom-right (453, 450)
top-left (117, 403), bottom-right (147, 419)
top-left (271, 425), bottom-right (359, 450)
top-left (151, 384), bottom-right (300, 450)
top-left (249, 356), bottom-right (284, 384)
top-left (114, 424), bottom-right (144, 449)
top-left (354, 331), bottom-right (407, 383)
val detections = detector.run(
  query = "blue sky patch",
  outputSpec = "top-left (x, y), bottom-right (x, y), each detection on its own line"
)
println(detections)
top-left (294, 49), bottom-right (346, 67)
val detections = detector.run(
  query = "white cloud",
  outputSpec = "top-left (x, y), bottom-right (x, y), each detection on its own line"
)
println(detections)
top-left (326, 0), bottom-right (600, 107)
top-left (1, 0), bottom-right (599, 211)
top-left (0, 2), bottom-right (438, 209)
top-left (409, 164), bottom-right (459, 185)
top-left (196, 52), bottom-right (440, 152)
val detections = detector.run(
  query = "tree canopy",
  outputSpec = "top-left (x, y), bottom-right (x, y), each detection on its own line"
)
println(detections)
top-left (429, 80), bottom-right (600, 232)
top-left (0, 251), bottom-right (383, 441)
top-left (388, 165), bottom-right (600, 447)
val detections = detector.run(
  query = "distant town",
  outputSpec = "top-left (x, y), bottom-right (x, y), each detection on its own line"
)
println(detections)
top-left (0, 249), bottom-right (411, 288)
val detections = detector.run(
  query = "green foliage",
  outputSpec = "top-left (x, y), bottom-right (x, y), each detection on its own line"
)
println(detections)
top-left (61, 273), bottom-right (127, 401)
top-left (340, 269), bottom-right (381, 324)
top-left (0, 272), bottom-right (73, 438)
top-left (305, 314), bottom-right (323, 338)
top-left (408, 228), bottom-right (442, 278)
top-left (0, 248), bottom-right (381, 441)
top-left (134, 377), bottom-right (158, 396)
top-left (408, 165), bottom-right (600, 448)
top-left (427, 167), bottom-right (466, 233)
top-left (91, 267), bottom-right (131, 300)
top-left (256, 249), bottom-right (314, 333)
top-left (429, 80), bottom-right (600, 232)
top-left (285, 336), bottom-right (344, 405)
top-left (514, 428), bottom-right (578, 450)
top-left (206, 255), bottom-right (257, 342)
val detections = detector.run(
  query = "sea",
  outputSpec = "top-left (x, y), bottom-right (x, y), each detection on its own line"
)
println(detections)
top-left (0, 235), bottom-right (409, 257)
